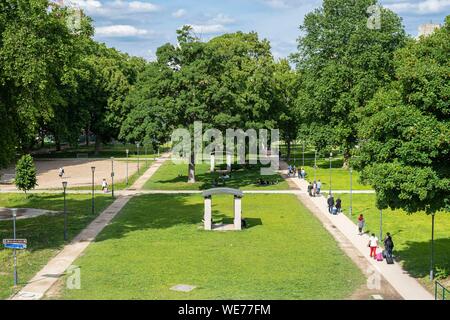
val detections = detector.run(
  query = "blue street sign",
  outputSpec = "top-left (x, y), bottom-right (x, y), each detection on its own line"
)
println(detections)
top-left (4, 243), bottom-right (27, 250)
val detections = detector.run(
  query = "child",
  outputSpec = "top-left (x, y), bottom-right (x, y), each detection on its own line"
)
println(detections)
top-left (357, 214), bottom-right (365, 235)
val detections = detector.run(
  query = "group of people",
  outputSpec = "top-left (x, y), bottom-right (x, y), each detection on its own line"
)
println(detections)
top-left (257, 178), bottom-right (279, 186)
top-left (307, 180), bottom-right (322, 197)
top-left (327, 194), bottom-right (341, 214)
top-left (287, 165), bottom-right (306, 179)
top-left (287, 165), bottom-right (297, 177)
top-left (368, 232), bottom-right (395, 263)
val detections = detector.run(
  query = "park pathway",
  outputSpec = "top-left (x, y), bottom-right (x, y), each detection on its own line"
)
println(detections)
top-left (280, 165), bottom-right (433, 300)
top-left (9, 154), bottom-right (170, 300)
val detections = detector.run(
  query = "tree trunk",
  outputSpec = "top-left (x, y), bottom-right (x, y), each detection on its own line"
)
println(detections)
top-left (188, 152), bottom-right (196, 183)
top-left (85, 127), bottom-right (90, 146)
top-left (342, 149), bottom-right (350, 169)
top-left (94, 135), bottom-right (102, 155)
top-left (286, 140), bottom-right (291, 162)
top-left (55, 137), bottom-right (61, 152)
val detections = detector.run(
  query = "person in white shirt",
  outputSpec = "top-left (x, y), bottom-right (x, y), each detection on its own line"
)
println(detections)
top-left (102, 179), bottom-right (108, 193)
top-left (368, 233), bottom-right (379, 258)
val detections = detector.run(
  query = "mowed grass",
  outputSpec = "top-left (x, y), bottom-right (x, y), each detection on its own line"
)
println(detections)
top-left (0, 193), bottom-right (114, 299)
top-left (143, 162), bottom-right (289, 190)
top-left (60, 194), bottom-right (364, 300)
top-left (335, 193), bottom-right (450, 290)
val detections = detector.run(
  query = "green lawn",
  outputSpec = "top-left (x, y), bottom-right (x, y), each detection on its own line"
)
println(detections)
top-left (300, 165), bottom-right (373, 191)
top-left (60, 194), bottom-right (364, 300)
top-left (0, 193), bottom-right (114, 299)
top-left (143, 162), bottom-right (290, 190)
top-left (335, 193), bottom-right (450, 290)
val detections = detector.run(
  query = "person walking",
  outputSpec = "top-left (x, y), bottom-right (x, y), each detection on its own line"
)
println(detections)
top-left (312, 181), bottom-right (317, 197)
top-left (335, 198), bottom-right (342, 213)
top-left (316, 180), bottom-right (322, 194)
top-left (301, 168), bottom-right (306, 179)
top-left (102, 179), bottom-right (108, 193)
top-left (58, 167), bottom-right (65, 178)
top-left (368, 233), bottom-right (379, 259)
top-left (383, 232), bottom-right (394, 259)
top-left (327, 194), bottom-right (335, 213)
top-left (357, 214), bottom-right (365, 235)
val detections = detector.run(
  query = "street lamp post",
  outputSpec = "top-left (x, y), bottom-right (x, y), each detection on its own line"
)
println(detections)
top-left (62, 181), bottom-right (68, 241)
top-left (91, 166), bottom-right (95, 215)
top-left (430, 212), bottom-right (435, 281)
top-left (349, 168), bottom-right (353, 217)
top-left (145, 145), bottom-right (148, 167)
top-left (379, 208), bottom-right (383, 242)
top-left (329, 152), bottom-right (333, 195)
top-left (111, 157), bottom-right (115, 199)
top-left (12, 208), bottom-right (18, 286)
top-left (126, 149), bottom-right (129, 186)
top-left (314, 150), bottom-right (317, 183)
top-left (136, 142), bottom-right (140, 173)
top-left (302, 141), bottom-right (305, 167)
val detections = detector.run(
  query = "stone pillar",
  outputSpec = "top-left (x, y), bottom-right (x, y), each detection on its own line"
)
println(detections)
top-left (234, 196), bottom-right (242, 230)
top-left (204, 196), bottom-right (212, 230)
top-left (226, 153), bottom-right (232, 172)
top-left (210, 154), bottom-right (215, 172)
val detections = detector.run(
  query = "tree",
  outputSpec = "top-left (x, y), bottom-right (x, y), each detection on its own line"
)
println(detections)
top-left (15, 154), bottom-right (38, 194)
top-left (273, 59), bottom-right (301, 161)
top-left (291, 0), bottom-right (406, 166)
top-left (0, 0), bottom-right (92, 164)
top-left (121, 28), bottom-right (278, 182)
top-left (355, 16), bottom-right (450, 214)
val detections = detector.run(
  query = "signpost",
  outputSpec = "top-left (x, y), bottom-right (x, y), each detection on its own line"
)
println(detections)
top-left (3, 237), bottom-right (28, 286)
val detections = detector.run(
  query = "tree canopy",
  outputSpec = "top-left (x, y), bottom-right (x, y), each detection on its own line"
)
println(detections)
top-left (355, 16), bottom-right (450, 213)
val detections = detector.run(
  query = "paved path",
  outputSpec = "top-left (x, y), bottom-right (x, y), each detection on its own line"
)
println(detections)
top-left (10, 155), bottom-right (170, 300)
top-left (282, 168), bottom-right (433, 300)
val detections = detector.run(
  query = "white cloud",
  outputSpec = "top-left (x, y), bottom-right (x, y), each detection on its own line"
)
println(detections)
top-left (172, 9), bottom-right (187, 18)
top-left (384, 0), bottom-right (450, 14)
top-left (188, 24), bottom-right (226, 34)
top-left (95, 25), bottom-right (149, 37)
top-left (128, 1), bottom-right (159, 12)
top-left (264, 0), bottom-right (289, 8)
top-left (71, 0), bottom-right (102, 11)
top-left (208, 13), bottom-right (235, 24)
top-left (72, 0), bottom-right (160, 16)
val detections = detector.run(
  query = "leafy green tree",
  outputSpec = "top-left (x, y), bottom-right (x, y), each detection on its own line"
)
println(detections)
top-left (15, 154), bottom-right (38, 194)
top-left (291, 0), bottom-right (406, 165)
top-left (121, 28), bottom-right (278, 182)
top-left (0, 0), bottom-right (90, 164)
top-left (355, 16), bottom-right (450, 214)
top-left (273, 59), bottom-right (302, 160)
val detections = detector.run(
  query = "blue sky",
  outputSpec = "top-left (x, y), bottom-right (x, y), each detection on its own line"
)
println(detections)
top-left (67, 0), bottom-right (449, 60)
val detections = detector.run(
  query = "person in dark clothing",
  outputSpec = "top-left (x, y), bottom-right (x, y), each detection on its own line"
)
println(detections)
top-left (335, 198), bottom-right (342, 213)
top-left (383, 232), bottom-right (394, 258)
top-left (327, 194), bottom-right (335, 213)
top-left (307, 183), bottom-right (313, 196)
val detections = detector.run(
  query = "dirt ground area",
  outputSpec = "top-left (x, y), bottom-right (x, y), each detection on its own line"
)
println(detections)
top-left (0, 159), bottom-right (138, 191)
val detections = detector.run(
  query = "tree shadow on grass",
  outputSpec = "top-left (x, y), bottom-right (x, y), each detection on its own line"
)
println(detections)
top-left (94, 194), bottom-right (204, 242)
top-left (0, 194), bottom-right (113, 252)
top-left (150, 164), bottom-right (283, 190)
top-left (394, 238), bottom-right (450, 278)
